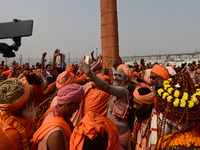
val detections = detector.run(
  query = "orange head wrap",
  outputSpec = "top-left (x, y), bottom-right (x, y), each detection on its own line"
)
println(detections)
top-left (133, 86), bottom-right (155, 105)
top-left (56, 71), bottom-right (75, 90)
top-left (0, 78), bottom-right (30, 112)
top-left (151, 65), bottom-right (169, 80)
top-left (92, 73), bottom-right (110, 87)
top-left (70, 111), bottom-right (119, 150)
top-left (116, 64), bottom-right (132, 80)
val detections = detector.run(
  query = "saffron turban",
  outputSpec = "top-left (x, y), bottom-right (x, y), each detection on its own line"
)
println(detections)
top-left (56, 71), bottom-right (75, 90)
top-left (0, 78), bottom-right (30, 112)
top-left (151, 65), bottom-right (170, 80)
top-left (143, 69), bottom-right (152, 85)
top-left (96, 73), bottom-right (110, 84)
top-left (116, 64), bottom-right (132, 80)
top-left (57, 83), bottom-right (84, 105)
top-left (70, 111), bottom-right (119, 150)
top-left (165, 66), bottom-right (176, 76)
top-left (133, 86), bottom-right (155, 105)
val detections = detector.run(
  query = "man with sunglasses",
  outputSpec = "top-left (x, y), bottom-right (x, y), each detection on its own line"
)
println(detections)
top-left (79, 58), bottom-right (132, 150)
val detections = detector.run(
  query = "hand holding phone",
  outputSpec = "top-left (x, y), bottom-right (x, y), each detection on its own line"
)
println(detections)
top-left (84, 55), bottom-right (90, 64)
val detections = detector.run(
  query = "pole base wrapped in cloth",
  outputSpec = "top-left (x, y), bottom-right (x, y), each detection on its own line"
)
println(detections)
top-left (155, 71), bottom-right (200, 150)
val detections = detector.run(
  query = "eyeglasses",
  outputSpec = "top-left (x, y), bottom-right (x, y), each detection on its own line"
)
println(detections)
top-left (113, 73), bottom-right (123, 78)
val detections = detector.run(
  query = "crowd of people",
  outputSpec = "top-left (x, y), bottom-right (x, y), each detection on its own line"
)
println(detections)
top-left (0, 49), bottom-right (200, 150)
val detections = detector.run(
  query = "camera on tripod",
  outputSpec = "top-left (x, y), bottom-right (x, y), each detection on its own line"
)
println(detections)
top-left (0, 19), bottom-right (33, 57)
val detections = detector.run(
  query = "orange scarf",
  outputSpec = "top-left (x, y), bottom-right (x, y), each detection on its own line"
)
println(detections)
top-left (33, 117), bottom-right (72, 145)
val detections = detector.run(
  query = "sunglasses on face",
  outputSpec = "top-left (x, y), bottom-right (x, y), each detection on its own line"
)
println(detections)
top-left (113, 73), bottom-right (123, 78)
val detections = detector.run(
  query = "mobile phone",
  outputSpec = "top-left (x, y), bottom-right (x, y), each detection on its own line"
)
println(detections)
top-left (0, 20), bottom-right (33, 39)
top-left (84, 55), bottom-right (90, 64)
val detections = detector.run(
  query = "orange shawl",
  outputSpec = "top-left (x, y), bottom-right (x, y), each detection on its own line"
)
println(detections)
top-left (0, 112), bottom-right (34, 150)
top-left (33, 117), bottom-right (72, 145)
top-left (82, 88), bottom-right (110, 117)
top-left (70, 111), bottom-right (119, 150)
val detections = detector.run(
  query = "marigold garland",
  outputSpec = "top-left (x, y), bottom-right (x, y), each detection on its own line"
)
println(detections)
top-left (157, 130), bottom-right (200, 149)
top-left (157, 78), bottom-right (200, 108)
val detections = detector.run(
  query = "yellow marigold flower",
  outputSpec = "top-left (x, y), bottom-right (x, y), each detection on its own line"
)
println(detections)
top-left (173, 98), bottom-right (179, 107)
top-left (162, 92), bottom-right (169, 99)
top-left (191, 96), bottom-right (199, 105)
top-left (180, 99), bottom-right (186, 107)
top-left (196, 89), bottom-right (200, 92)
top-left (164, 84), bottom-right (171, 90)
top-left (167, 95), bottom-right (173, 102)
top-left (182, 92), bottom-right (188, 100)
top-left (167, 87), bottom-right (174, 94)
top-left (195, 84), bottom-right (199, 87)
top-left (163, 80), bottom-right (170, 85)
top-left (158, 88), bottom-right (164, 96)
top-left (168, 78), bottom-right (172, 81)
top-left (188, 101), bottom-right (194, 108)
top-left (174, 90), bottom-right (180, 98)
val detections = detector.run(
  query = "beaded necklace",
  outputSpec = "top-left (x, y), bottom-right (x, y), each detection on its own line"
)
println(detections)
top-left (0, 111), bottom-right (30, 150)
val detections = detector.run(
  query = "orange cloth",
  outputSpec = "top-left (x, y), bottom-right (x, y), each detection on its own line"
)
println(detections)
top-left (1, 69), bottom-right (11, 76)
top-left (117, 64), bottom-right (132, 80)
top-left (92, 73), bottom-right (110, 87)
top-left (82, 88), bottom-right (110, 117)
top-left (70, 111), bottom-right (119, 150)
top-left (77, 73), bottom-right (88, 80)
top-left (151, 65), bottom-right (169, 80)
top-left (0, 82), bottom-right (30, 112)
top-left (133, 86), bottom-right (155, 105)
top-left (42, 82), bottom-right (56, 97)
top-left (33, 117), bottom-right (72, 146)
top-left (56, 71), bottom-right (75, 90)
top-left (0, 113), bottom-right (34, 150)
top-left (66, 65), bottom-right (75, 75)
top-left (30, 84), bottom-right (43, 106)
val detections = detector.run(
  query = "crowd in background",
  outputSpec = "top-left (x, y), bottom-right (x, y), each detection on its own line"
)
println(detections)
top-left (0, 49), bottom-right (200, 150)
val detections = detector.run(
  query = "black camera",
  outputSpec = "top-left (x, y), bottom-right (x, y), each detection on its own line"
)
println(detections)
top-left (0, 19), bottom-right (33, 57)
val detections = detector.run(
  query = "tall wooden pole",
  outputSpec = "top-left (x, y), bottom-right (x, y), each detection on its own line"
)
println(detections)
top-left (101, 0), bottom-right (119, 78)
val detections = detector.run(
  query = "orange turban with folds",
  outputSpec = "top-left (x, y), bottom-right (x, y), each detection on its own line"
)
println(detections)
top-left (116, 64), bottom-right (132, 80)
top-left (0, 78), bottom-right (30, 112)
top-left (70, 111), bottom-right (119, 150)
top-left (151, 65), bottom-right (169, 80)
top-left (133, 86), bottom-right (155, 105)
top-left (56, 71), bottom-right (75, 90)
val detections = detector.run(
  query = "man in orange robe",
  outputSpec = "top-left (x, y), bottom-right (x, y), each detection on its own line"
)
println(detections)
top-left (33, 83), bottom-right (84, 150)
top-left (82, 73), bottom-right (110, 117)
top-left (70, 111), bottom-right (119, 150)
top-left (0, 78), bottom-right (36, 150)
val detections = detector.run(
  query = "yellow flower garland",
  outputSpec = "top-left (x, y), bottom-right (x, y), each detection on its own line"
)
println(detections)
top-left (157, 131), bottom-right (200, 149)
top-left (157, 78), bottom-right (200, 108)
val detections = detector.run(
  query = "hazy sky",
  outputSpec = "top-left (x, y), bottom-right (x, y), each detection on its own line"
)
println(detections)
top-left (0, 0), bottom-right (200, 59)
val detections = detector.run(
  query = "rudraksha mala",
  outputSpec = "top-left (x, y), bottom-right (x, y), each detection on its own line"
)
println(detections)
top-left (155, 71), bottom-right (200, 150)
